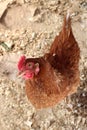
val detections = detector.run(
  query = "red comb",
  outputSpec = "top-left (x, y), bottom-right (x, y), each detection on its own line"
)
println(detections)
top-left (18, 55), bottom-right (26, 70)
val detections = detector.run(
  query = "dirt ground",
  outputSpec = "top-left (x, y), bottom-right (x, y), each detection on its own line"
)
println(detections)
top-left (0, 0), bottom-right (87, 130)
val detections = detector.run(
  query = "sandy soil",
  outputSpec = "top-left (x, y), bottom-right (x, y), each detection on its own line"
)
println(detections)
top-left (0, 0), bottom-right (87, 130)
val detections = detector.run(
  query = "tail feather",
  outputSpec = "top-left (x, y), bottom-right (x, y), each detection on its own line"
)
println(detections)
top-left (49, 13), bottom-right (72, 55)
top-left (62, 12), bottom-right (72, 41)
top-left (63, 11), bottom-right (71, 29)
top-left (46, 13), bottom-right (80, 76)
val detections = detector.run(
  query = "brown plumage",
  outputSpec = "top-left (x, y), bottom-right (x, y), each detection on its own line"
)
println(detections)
top-left (18, 14), bottom-right (80, 109)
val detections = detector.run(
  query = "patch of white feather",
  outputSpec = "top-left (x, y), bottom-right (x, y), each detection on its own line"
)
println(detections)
top-left (53, 53), bottom-right (56, 56)
top-left (66, 10), bottom-right (70, 22)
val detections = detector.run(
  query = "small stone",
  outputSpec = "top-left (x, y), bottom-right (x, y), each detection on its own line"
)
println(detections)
top-left (20, 40), bottom-right (25, 47)
top-left (77, 103), bottom-right (81, 107)
top-left (67, 104), bottom-right (73, 109)
top-left (29, 5), bottom-right (40, 17)
top-left (74, 110), bottom-right (78, 113)
top-left (31, 32), bottom-right (36, 40)
top-left (24, 120), bottom-right (32, 127)
top-left (5, 41), bottom-right (14, 49)
top-left (82, 93), bottom-right (86, 97)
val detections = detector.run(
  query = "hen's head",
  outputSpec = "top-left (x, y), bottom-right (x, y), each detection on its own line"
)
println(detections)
top-left (17, 56), bottom-right (40, 80)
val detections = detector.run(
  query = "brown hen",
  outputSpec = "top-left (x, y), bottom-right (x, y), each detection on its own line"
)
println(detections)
top-left (18, 14), bottom-right (80, 109)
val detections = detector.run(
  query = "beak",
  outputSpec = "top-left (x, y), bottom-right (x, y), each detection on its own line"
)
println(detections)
top-left (17, 71), bottom-right (24, 78)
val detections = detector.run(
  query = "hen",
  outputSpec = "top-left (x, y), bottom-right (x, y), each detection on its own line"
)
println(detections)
top-left (18, 14), bottom-right (80, 109)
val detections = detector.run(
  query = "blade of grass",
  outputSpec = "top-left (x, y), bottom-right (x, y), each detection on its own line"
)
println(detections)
top-left (0, 42), bottom-right (11, 51)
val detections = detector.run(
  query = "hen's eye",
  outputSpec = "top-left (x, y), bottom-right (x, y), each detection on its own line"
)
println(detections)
top-left (27, 62), bottom-right (34, 69)
top-left (28, 63), bottom-right (32, 66)
top-left (28, 64), bottom-right (32, 68)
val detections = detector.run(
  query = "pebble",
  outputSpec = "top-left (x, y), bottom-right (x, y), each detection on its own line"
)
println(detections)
top-left (5, 41), bottom-right (14, 49)
top-left (74, 110), bottom-right (78, 113)
top-left (49, 0), bottom-right (59, 6)
top-left (29, 5), bottom-right (40, 17)
top-left (67, 104), bottom-right (73, 109)
top-left (77, 103), bottom-right (81, 107)
top-left (82, 93), bottom-right (86, 97)
top-left (24, 120), bottom-right (32, 127)
top-left (31, 32), bottom-right (36, 40)
top-left (20, 40), bottom-right (25, 47)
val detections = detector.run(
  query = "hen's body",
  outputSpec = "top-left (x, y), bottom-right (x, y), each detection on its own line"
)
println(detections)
top-left (24, 15), bottom-right (80, 109)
